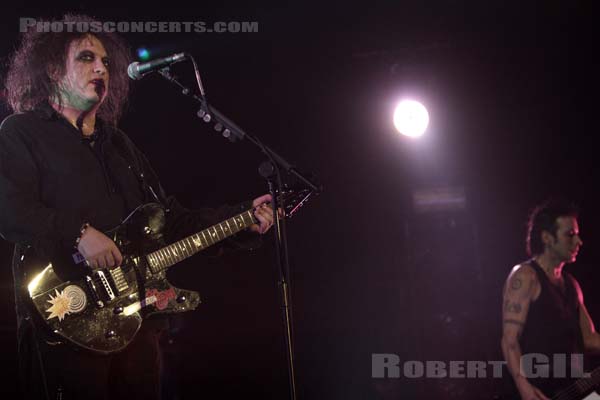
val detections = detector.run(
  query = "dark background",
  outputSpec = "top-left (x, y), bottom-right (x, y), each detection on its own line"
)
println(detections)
top-left (1, 2), bottom-right (599, 398)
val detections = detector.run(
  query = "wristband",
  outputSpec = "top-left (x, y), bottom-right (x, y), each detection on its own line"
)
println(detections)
top-left (74, 222), bottom-right (90, 249)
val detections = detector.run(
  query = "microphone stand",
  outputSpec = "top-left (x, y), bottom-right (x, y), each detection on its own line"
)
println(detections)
top-left (157, 67), bottom-right (321, 400)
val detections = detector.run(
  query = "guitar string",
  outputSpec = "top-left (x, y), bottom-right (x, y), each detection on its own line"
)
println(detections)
top-left (552, 370), bottom-right (599, 400)
top-left (146, 210), bottom-right (254, 274)
top-left (148, 212), bottom-right (252, 273)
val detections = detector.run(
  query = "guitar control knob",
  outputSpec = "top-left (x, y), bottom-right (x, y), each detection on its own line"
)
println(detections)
top-left (176, 295), bottom-right (186, 303)
top-left (105, 330), bottom-right (116, 338)
top-left (113, 306), bottom-right (123, 314)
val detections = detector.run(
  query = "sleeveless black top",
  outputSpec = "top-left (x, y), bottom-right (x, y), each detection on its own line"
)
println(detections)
top-left (519, 260), bottom-right (584, 395)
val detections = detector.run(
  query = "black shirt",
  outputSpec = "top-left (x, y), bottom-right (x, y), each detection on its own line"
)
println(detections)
top-left (0, 102), bottom-right (258, 333)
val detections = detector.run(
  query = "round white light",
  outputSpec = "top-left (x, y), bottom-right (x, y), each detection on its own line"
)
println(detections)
top-left (393, 100), bottom-right (429, 138)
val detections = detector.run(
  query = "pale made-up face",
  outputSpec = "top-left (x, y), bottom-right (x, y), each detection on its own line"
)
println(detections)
top-left (57, 34), bottom-right (110, 111)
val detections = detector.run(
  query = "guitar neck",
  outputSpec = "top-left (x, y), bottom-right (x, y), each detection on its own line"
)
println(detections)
top-left (553, 366), bottom-right (600, 400)
top-left (145, 209), bottom-right (257, 273)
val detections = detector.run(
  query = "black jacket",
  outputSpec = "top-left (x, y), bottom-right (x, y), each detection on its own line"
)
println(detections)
top-left (0, 102), bottom-right (259, 333)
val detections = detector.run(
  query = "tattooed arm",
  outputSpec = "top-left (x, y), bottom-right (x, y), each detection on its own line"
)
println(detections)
top-left (501, 264), bottom-right (549, 400)
top-left (572, 277), bottom-right (600, 354)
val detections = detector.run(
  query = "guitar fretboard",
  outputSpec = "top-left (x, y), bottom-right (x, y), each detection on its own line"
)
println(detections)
top-left (553, 366), bottom-right (600, 400)
top-left (144, 210), bottom-right (257, 273)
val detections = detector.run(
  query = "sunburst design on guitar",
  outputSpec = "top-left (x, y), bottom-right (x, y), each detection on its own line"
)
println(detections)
top-left (45, 285), bottom-right (87, 321)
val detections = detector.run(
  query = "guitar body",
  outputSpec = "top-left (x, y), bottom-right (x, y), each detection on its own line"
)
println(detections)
top-left (26, 203), bottom-right (201, 354)
top-left (24, 188), bottom-right (313, 354)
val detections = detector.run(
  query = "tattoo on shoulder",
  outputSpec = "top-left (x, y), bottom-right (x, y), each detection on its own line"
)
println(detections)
top-left (510, 278), bottom-right (522, 290)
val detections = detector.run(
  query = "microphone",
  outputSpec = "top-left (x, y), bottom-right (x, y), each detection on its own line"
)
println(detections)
top-left (127, 52), bottom-right (188, 80)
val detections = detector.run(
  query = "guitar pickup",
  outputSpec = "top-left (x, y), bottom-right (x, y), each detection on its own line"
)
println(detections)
top-left (94, 270), bottom-right (116, 301)
top-left (85, 275), bottom-right (104, 308)
top-left (108, 266), bottom-right (129, 294)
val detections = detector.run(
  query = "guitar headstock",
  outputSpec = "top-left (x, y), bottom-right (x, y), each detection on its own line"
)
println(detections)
top-left (276, 187), bottom-right (315, 218)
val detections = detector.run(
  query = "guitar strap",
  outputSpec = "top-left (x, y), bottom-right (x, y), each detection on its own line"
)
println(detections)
top-left (108, 128), bottom-right (174, 321)
top-left (109, 127), bottom-right (169, 210)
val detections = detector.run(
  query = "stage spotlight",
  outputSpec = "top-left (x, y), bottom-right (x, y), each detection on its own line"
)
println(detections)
top-left (393, 99), bottom-right (429, 138)
top-left (137, 48), bottom-right (150, 61)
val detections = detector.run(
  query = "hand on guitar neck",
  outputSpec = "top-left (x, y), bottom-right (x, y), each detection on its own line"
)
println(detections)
top-left (76, 193), bottom-right (278, 268)
top-left (249, 194), bottom-right (282, 235)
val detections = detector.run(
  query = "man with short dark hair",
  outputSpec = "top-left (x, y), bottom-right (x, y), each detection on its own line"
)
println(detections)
top-left (501, 199), bottom-right (600, 399)
top-left (0, 15), bottom-right (276, 399)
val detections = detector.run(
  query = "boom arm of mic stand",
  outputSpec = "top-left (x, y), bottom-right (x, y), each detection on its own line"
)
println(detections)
top-left (157, 68), bottom-right (322, 194)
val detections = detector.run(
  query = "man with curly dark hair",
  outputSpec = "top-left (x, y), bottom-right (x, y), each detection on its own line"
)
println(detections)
top-left (501, 199), bottom-right (600, 399)
top-left (0, 14), bottom-right (276, 399)
top-left (5, 14), bottom-right (130, 126)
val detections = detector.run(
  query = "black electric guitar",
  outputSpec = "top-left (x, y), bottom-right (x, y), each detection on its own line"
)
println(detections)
top-left (26, 189), bottom-right (312, 354)
top-left (508, 367), bottom-right (600, 399)
top-left (550, 367), bottom-right (600, 400)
